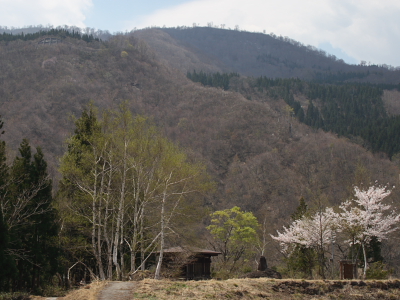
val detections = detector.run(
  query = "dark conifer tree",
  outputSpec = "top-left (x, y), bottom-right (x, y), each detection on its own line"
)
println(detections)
top-left (0, 209), bottom-right (17, 292)
top-left (57, 104), bottom-right (101, 283)
top-left (285, 197), bottom-right (316, 278)
top-left (0, 120), bottom-right (17, 291)
top-left (9, 140), bottom-right (59, 292)
top-left (0, 118), bottom-right (8, 197)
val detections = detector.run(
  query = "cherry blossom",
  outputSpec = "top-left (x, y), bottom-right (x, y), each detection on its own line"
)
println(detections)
top-left (339, 185), bottom-right (400, 276)
top-left (272, 185), bottom-right (400, 278)
top-left (271, 207), bottom-right (338, 252)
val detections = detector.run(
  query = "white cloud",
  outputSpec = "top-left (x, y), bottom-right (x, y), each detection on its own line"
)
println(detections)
top-left (129, 0), bottom-right (400, 66)
top-left (0, 0), bottom-right (93, 29)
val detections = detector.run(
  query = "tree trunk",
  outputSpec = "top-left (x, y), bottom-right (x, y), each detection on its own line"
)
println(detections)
top-left (92, 151), bottom-right (105, 280)
top-left (140, 214), bottom-right (145, 271)
top-left (92, 196), bottom-right (105, 280)
top-left (154, 191), bottom-right (166, 280)
top-left (113, 141), bottom-right (128, 280)
top-left (362, 242), bottom-right (368, 278)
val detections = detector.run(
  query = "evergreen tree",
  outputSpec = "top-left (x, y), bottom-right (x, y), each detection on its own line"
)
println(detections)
top-left (0, 194), bottom-right (17, 292)
top-left (0, 125), bottom-right (8, 200)
top-left (8, 140), bottom-right (58, 292)
top-left (0, 117), bottom-right (17, 291)
top-left (57, 103), bottom-right (102, 281)
top-left (285, 197), bottom-right (316, 279)
top-left (290, 197), bottom-right (308, 221)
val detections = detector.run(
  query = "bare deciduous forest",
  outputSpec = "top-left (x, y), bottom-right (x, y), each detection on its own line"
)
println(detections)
top-left (1, 26), bottom-right (400, 296)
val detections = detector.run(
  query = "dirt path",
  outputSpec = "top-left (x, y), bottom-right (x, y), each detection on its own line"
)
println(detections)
top-left (97, 281), bottom-right (136, 300)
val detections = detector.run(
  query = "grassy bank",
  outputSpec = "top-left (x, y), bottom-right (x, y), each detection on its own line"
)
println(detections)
top-left (18, 278), bottom-right (400, 300)
top-left (132, 278), bottom-right (400, 300)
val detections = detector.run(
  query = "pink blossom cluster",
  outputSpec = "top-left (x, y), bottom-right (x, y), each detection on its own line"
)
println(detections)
top-left (272, 185), bottom-right (400, 253)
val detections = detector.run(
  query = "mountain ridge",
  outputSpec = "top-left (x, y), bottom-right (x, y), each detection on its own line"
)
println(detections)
top-left (134, 27), bottom-right (400, 84)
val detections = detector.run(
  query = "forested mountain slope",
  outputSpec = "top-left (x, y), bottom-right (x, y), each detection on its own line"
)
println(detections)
top-left (134, 27), bottom-right (400, 84)
top-left (0, 32), bottom-right (398, 210)
top-left (1, 31), bottom-right (400, 269)
top-left (4, 25), bottom-right (400, 296)
top-left (186, 73), bottom-right (400, 157)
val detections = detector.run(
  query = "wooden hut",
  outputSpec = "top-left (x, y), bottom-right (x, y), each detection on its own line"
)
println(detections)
top-left (159, 246), bottom-right (221, 280)
top-left (340, 260), bottom-right (358, 279)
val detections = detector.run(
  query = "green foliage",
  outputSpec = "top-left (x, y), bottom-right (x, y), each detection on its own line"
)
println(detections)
top-left (4, 139), bottom-right (59, 293)
top-left (0, 121), bottom-right (59, 293)
top-left (39, 280), bottom-right (67, 297)
top-left (208, 206), bottom-right (259, 247)
top-left (367, 237), bottom-right (384, 263)
top-left (252, 76), bottom-right (400, 157)
top-left (291, 197), bottom-right (308, 221)
top-left (349, 237), bottom-right (383, 267)
top-left (207, 206), bottom-right (259, 276)
top-left (0, 138), bottom-right (8, 200)
top-left (164, 62), bottom-right (400, 162)
top-left (0, 121), bottom-right (17, 292)
top-left (59, 103), bottom-right (101, 201)
top-left (313, 71), bottom-right (372, 83)
top-left (0, 28), bottom-right (100, 43)
top-left (187, 70), bottom-right (239, 90)
top-left (366, 261), bottom-right (391, 279)
top-left (283, 247), bottom-right (317, 279)
top-left (133, 293), bottom-right (158, 300)
top-left (0, 210), bottom-right (16, 291)
top-left (285, 198), bottom-right (317, 279)
top-left (0, 292), bottom-right (30, 300)
top-left (165, 283), bottom-right (187, 292)
top-left (59, 103), bottom-right (212, 281)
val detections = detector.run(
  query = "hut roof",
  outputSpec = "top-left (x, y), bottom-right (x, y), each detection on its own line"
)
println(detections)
top-left (161, 246), bottom-right (221, 256)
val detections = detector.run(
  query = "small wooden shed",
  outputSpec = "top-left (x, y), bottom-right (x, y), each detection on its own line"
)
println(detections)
top-left (340, 260), bottom-right (358, 279)
top-left (160, 246), bottom-right (221, 280)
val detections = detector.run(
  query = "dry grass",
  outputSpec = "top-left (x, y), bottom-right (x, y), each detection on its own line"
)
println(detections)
top-left (131, 278), bottom-right (400, 300)
top-left (46, 280), bottom-right (109, 300)
top-left (34, 278), bottom-right (400, 300)
top-left (133, 278), bottom-right (275, 300)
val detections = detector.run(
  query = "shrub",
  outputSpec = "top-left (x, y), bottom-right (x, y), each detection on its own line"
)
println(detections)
top-left (0, 293), bottom-right (30, 300)
top-left (366, 262), bottom-right (391, 280)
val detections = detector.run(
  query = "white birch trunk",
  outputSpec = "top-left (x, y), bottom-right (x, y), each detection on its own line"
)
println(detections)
top-left (154, 192), bottom-right (165, 280)
top-left (362, 242), bottom-right (368, 278)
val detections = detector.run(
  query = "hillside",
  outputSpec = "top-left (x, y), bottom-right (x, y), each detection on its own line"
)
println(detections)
top-left (1, 29), bottom-right (400, 272)
top-left (134, 27), bottom-right (400, 84)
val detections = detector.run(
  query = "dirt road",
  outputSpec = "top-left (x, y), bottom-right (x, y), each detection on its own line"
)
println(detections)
top-left (97, 281), bottom-right (136, 300)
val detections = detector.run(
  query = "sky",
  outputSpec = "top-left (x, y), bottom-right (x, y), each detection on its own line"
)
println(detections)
top-left (1, 0), bottom-right (400, 67)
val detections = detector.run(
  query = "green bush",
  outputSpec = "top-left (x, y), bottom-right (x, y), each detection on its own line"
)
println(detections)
top-left (366, 261), bottom-right (391, 279)
top-left (0, 292), bottom-right (30, 300)
top-left (40, 283), bottom-right (67, 297)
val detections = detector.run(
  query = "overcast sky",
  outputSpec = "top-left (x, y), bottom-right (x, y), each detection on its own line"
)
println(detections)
top-left (1, 0), bottom-right (399, 66)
